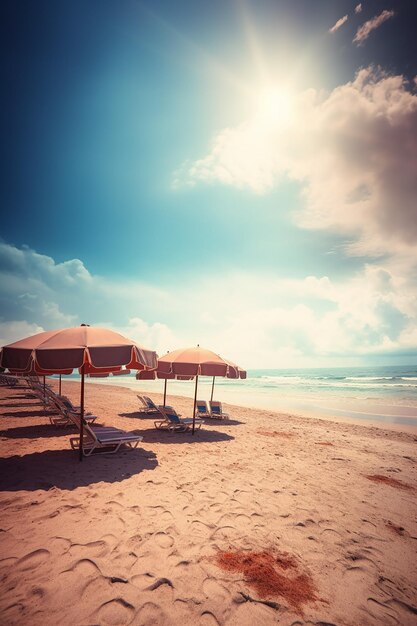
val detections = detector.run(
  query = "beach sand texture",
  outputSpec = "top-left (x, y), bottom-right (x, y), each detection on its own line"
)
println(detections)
top-left (0, 380), bottom-right (416, 626)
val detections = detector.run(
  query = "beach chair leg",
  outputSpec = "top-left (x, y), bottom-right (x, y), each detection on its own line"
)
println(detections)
top-left (70, 436), bottom-right (80, 450)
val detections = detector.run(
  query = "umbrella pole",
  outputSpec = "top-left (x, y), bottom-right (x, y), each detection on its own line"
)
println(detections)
top-left (192, 374), bottom-right (198, 435)
top-left (210, 376), bottom-right (215, 402)
top-left (163, 378), bottom-right (167, 406)
top-left (43, 375), bottom-right (46, 413)
top-left (79, 365), bottom-right (85, 462)
top-left (59, 374), bottom-right (62, 396)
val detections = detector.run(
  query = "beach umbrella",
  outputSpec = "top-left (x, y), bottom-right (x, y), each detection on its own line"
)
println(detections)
top-left (209, 359), bottom-right (247, 402)
top-left (1, 325), bottom-right (158, 460)
top-left (136, 369), bottom-right (192, 405)
top-left (157, 346), bottom-right (245, 434)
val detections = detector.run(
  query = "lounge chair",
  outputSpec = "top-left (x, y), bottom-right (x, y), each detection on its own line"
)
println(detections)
top-left (155, 405), bottom-right (203, 432)
top-left (209, 401), bottom-right (229, 419)
top-left (48, 394), bottom-right (98, 427)
top-left (138, 395), bottom-right (162, 414)
top-left (196, 400), bottom-right (211, 418)
top-left (58, 395), bottom-right (92, 416)
top-left (69, 414), bottom-right (143, 456)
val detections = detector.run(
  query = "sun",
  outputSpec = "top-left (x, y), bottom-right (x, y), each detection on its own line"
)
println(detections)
top-left (255, 86), bottom-right (294, 127)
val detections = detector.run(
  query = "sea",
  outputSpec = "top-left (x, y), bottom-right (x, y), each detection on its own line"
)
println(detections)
top-left (61, 364), bottom-right (417, 431)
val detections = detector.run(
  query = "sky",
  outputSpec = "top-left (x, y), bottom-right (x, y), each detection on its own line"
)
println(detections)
top-left (1, 0), bottom-right (417, 368)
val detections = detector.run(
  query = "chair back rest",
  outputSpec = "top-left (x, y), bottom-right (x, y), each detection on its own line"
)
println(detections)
top-left (210, 401), bottom-right (221, 413)
top-left (60, 397), bottom-right (75, 411)
top-left (67, 410), bottom-right (96, 442)
top-left (158, 405), bottom-right (180, 423)
top-left (197, 401), bottom-right (208, 413)
top-left (143, 395), bottom-right (157, 409)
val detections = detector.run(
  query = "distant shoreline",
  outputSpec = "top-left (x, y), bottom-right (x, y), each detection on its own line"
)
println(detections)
top-left (76, 376), bottom-right (417, 434)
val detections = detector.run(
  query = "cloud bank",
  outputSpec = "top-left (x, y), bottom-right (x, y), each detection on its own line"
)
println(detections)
top-left (1, 240), bottom-right (417, 368)
top-left (179, 67), bottom-right (417, 260)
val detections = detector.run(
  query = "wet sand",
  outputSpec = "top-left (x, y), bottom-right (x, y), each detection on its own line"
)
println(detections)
top-left (0, 379), bottom-right (416, 625)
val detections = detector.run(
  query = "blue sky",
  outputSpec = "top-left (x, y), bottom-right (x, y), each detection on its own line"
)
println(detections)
top-left (1, 0), bottom-right (417, 367)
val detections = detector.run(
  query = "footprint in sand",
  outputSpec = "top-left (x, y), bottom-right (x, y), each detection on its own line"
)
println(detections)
top-left (105, 499), bottom-right (125, 509)
top-left (125, 533), bottom-right (143, 551)
top-left (154, 532), bottom-right (175, 548)
top-left (136, 601), bottom-right (167, 626)
top-left (0, 557), bottom-right (18, 570)
top-left (111, 550), bottom-right (138, 571)
top-left (210, 525), bottom-right (241, 541)
top-left (159, 510), bottom-right (174, 524)
top-left (320, 528), bottom-right (342, 544)
top-left (16, 548), bottom-right (50, 571)
top-left (54, 559), bottom-right (104, 609)
top-left (200, 610), bottom-right (221, 626)
top-left (49, 537), bottom-right (72, 555)
top-left (367, 597), bottom-right (399, 625)
top-left (68, 540), bottom-right (110, 559)
top-left (0, 602), bottom-right (25, 624)
top-left (190, 520), bottom-right (213, 537)
top-left (202, 577), bottom-right (231, 602)
top-left (93, 598), bottom-right (135, 626)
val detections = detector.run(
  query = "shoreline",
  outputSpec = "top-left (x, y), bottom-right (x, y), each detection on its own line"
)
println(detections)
top-left (1, 379), bottom-right (416, 625)
top-left (85, 376), bottom-right (417, 434)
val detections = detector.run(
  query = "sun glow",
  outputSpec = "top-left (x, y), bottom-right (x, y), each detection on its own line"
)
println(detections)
top-left (255, 86), bottom-right (294, 127)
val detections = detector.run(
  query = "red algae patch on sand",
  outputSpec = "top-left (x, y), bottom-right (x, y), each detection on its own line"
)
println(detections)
top-left (365, 474), bottom-right (413, 491)
top-left (257, 430), bottom-right (295, 439)
top-left (214, 549), bottom-right (318, 613)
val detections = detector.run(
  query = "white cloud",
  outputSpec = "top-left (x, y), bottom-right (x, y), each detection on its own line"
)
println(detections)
top-left (0, 321), bottom-right (44, 347)
top-left (170, 68), bottom-right (417, 365)
top-left (353, 9), bottom-right (395, 45)
top-left (184, 267), bottom-right (417, 367)
top-left (355, 4), bottom-right (362, 14)
top-left (329, 15), bottom-right (348, 34)
top-left (1, 241), bottom-right (416, 367)
top-left (102, 317), bottom-right (179, 357)
top-left (179, 67), bottom-right (417, 261)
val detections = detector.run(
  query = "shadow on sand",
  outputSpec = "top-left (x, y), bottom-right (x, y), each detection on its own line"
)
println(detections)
top-left (119, 410), bottom-right (159, 420)
top-left (1, 409), bottom-right (53, 418)
top-left (0, 402), bottom-right (43, 408)
top-left (2, 393), bottom-right (39, 401)
top-left (142, 429), bottom-right (235, 445)
top-left (0, 424), bottom-right (75, 439)
top-left (0, 448), bottom-right (158, 491)
top-left (203, 418), bottom-right (245, 426)
top-left (120, 411), bottom-right (245, 427)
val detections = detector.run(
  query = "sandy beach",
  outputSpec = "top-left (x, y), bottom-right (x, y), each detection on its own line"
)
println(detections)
top-left (0, 379), bottom-right (416, 626)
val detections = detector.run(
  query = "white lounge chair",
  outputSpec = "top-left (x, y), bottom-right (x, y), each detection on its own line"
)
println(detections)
top-left (155, 406), bottom-right (203, 432)
top-left (69, 414), bottom-right (143, 456)
top-left (209, 401), bottom-right (229, 419)
top-left (48, 394), bottom-right (97, 427)
top-left (138, 395), bottom-right (162, 414)
top-left (196, 400), bottom-right (211, 418)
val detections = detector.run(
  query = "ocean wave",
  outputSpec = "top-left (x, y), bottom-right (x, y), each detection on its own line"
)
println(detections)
top-left (246, 377), bottom-right (417, 390)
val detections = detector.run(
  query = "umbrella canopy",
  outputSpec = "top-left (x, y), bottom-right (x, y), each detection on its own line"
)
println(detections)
top-left (136, 369), bottom-right (193, 405)
top-left (207, 358), bottom-right (247, 402)
top-left (1, 325), bottom-right (158, 460)
top-left (158, 346), bottom-right (241, 377)
top-left (157, 346), bottom-right (245, 433)
top-left (1, 325), bottom-right (156, 373)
